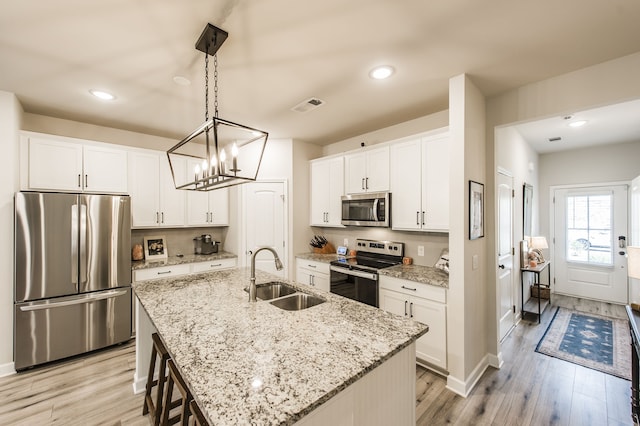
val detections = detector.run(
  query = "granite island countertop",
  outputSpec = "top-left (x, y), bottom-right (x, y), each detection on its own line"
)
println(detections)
top-left (131, 251), bottom-right (237, 270)
top-left (133, 267), bottom-right (428, 425)
top-left (295, 252), bottom-right (350, 263)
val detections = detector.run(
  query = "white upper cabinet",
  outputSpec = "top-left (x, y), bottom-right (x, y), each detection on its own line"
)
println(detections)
top-left (390, 130), bottom-right (449, 232)
top-left (185, 159), bottom-right (229, 226)
top-left (344, 145), bottom-right (389, 194)
top-left (310, 156), bottom-right (344, 227)
top-left (128, 150), bottom-right (186, 228)
top-left (25, 133), bottom-right (127, 193)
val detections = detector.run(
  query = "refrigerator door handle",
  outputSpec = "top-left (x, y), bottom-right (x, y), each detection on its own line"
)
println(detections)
top-left (19, 289), bottom-right (128, 311)
top-left (71, 203), bottom-right (79, 290)
top-left (79, 202), bottom-right (87, 288)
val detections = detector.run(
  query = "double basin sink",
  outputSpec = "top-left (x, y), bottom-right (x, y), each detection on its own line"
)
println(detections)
top-left (246, 282), bottom-right (325, 311)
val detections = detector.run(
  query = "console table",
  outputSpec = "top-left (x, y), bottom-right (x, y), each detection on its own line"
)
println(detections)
top-left (520, 261), bottom-right (551, 323)
top-left (626, 305), bottom-right (640, 424)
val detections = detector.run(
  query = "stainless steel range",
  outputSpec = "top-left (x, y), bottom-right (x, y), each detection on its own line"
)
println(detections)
top-left (329, 239), bottom-right (404, 307)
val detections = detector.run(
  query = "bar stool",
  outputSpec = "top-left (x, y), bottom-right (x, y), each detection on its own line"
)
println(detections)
top-left (188, 399), bottom-right (209, 426)
top-left (143, 333), bottom-right (171, 426)
top-left (161, 359), bottom-right (193, 425)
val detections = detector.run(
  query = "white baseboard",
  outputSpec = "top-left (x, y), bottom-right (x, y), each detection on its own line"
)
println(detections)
top-left (445, 354), bottom-right (490, 397)
top-left (132, 372), bottom-right (148, 395)
top-left (0, 361), bottom-right (16, 377)
top-left (487, 352), bottom-right (503, 369)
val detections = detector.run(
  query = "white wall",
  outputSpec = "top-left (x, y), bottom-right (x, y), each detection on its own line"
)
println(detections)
top-left (0, 91), bottom-right (22, 375)
top-left (446, 74), bottom-right (488, 396)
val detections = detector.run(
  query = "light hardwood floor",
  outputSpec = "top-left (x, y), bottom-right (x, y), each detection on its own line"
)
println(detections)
top-left (0, 296), bottom-right (633, 425)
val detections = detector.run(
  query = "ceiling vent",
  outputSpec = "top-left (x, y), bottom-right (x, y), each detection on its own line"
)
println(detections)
top-left (291, 97), bottom-right (325, 113)
top-left (548, 136), bottom-right (562, 142)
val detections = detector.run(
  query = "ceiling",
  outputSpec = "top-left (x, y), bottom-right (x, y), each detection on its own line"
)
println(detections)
top-left (1, 0), bottom-right (640, 146)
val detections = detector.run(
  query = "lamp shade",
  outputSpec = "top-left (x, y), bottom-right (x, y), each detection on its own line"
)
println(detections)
top-left (628, 246), bottom-right (640, 280)
top-left (530, 236), bottom-right (549, 250)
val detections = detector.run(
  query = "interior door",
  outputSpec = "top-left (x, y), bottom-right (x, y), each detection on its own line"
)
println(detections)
top-left (497, 172), bottom-right (515, 340)
top-left (244, 182), bottom-right (286, 277)
top-left (553, 185), bottom-right (628, 303)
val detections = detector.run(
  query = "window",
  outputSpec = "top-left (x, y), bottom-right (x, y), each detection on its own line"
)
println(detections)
top-left (566, 193), bottom-right (613, 265)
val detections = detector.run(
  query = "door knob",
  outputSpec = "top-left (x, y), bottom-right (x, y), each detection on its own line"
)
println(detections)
top-left (499, 264), bottom-right (505, 269)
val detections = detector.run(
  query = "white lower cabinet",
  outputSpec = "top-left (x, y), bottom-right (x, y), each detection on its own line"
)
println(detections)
top-left (379, 276), bottom-right (447, 370)
top-left (296, 259), bottom-right (330, 292)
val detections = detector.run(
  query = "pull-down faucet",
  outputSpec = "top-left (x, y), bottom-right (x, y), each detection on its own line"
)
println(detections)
top-left (249, 247), bottom-right (284, 302)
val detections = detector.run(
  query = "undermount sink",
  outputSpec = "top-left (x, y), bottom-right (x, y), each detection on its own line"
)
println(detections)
top-left (269, 293), bottom-right (325, 311)
top-left (244, 282), bottom-right (297, 301)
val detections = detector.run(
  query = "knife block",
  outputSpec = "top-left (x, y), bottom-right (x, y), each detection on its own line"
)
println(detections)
top-left (313, 243), bottom-right (335, 254)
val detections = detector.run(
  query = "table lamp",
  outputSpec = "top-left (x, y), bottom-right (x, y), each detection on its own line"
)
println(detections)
top-left (530, 236), bottom-right (549, 263)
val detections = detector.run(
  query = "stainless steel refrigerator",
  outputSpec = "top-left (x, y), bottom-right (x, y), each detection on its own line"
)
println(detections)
top-left (14, 192), bottom-right (132, 370)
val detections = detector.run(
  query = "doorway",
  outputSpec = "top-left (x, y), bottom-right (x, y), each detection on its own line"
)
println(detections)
top-left (242, 181), bottom-right (287, 278)
top-left (552, 184), bottom-right (628, 303)
top-left (497, 171), bottom-right (515, 340)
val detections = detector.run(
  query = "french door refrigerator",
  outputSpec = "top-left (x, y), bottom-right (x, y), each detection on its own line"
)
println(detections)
top-left (14, 192), bottom-right (132, 370)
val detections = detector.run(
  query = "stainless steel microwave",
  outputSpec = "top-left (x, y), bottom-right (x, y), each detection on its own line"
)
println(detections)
top-left (341, 192), bottom-right (390, 227)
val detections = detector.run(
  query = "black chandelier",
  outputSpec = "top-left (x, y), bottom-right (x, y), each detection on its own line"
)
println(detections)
top-left (167, 24), bottom-right (269, 191)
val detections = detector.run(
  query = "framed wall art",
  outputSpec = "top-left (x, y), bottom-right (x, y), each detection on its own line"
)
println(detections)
top-left (469, 180), bottom-right (484, 240)
top-left (143, 235), bottom-right (168, 260)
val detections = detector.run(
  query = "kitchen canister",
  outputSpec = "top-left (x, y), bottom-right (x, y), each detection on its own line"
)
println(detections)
top-left (132, 244), bottom-right (144, 261)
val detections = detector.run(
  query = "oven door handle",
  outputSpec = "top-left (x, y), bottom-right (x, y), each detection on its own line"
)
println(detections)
top-left (330, 266), bottom-right (378, 281)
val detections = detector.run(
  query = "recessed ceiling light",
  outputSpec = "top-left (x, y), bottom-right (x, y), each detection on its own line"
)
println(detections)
top-left (369, 65), bottom-right (395, 80)
top-left (89, 89), bottom-right (116, 101)
top-left (173, 75), bottom-right (191, 86)
top-left (568, 120), bottom-right (587, 128)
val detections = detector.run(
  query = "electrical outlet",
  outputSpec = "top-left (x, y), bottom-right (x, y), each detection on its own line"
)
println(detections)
top-left (344, 238), bottom-right (349, 247)
top-left (418, 246), bottom-right (424, 256)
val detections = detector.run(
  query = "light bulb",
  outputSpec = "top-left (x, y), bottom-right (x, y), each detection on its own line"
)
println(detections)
top-left (232, 143), bottom-right (238, 157)
top-left (220, 149), bottom-right (226, 162)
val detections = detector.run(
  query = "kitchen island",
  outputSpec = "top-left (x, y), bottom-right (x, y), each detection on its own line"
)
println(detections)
top-left (133, 267), bottom-right (428, 425)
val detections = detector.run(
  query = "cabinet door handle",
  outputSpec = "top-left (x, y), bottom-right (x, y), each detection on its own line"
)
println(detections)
top-left (161, 212), bottom-right (164, 223)
top-left (78, 174), bottom-right (82, 188)
top-left (410, 302), bottom-right (414, 318)
top-left (401, 285), bottom-right (417, 292)
top-left (404, 300), bottom-right (408, 316)
top-left (156, 212), bottom-right (159, 224)
top-left (361, 178), bottom-right (365, 190)
top-left (365, 177), bottom-right (369, 190)
top-left (311, 275), bottom-right (315, 286)
top-left (422, 211), bottom-right (425, 225)
top-left (416, 211), bottom-right (420, 225)
top-left (85, 174), bottom-right (88, 188)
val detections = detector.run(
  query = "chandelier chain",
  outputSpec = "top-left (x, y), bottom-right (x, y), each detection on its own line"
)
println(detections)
top-left (204, 53), bottom-right (209, 122)
top-left (214, 54), bottom-right (219, 117)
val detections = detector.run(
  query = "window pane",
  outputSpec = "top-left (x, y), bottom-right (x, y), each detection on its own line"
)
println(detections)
top-left (566, 193), bottom-right (613, 266)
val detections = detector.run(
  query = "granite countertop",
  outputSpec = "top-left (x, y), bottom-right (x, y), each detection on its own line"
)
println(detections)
top-left (379, 264), bottom-right (449, 288)
top-left (133, 267), bottom-right (428, 425)
top-left (131, 251), bottom-right (237, 270)
top-left (295, 252), bottom-right (349, 263)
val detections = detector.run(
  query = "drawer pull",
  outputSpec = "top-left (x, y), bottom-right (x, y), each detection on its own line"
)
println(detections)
top-left (308, 264), bottom-right (317, 268)
top-left (401, 285), bottom-right (417, 292)
top-left (157, 270), bottom-right (172, 275)
top-left (210, 263), bottom-right (222, 268)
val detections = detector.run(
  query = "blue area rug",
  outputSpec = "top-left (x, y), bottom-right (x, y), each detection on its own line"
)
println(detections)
top-left (535, 307), bottom-right (631, 380)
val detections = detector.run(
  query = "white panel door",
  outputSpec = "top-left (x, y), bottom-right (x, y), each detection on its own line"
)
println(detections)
top-left (244, 182), bottom-right (286, 277)
top-left (553, 185), bottom-right (628, 303)
top-left (497, 172), bottom-right (515, 340)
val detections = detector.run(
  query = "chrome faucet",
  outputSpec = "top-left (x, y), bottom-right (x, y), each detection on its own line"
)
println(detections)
top-left (249, 247), bottom-right (284, 302)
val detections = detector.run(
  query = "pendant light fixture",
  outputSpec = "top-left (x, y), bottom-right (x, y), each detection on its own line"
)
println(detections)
top-left (167, 24), bottom-right (269, 191)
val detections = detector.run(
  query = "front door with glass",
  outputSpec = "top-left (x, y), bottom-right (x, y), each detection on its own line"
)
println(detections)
top-left (553, 184), bottom-right (628, 303)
